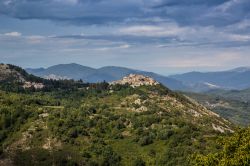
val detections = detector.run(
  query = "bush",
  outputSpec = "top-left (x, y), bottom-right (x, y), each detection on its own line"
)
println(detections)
top-left (138, 136), bottom-right (153, 146)
top-left (67, 128), bottom-right (78, 138)
top-left (158, 130), bottom-right (174, 140)
top-left (132, 158), bottom-right (146, 166)
top-left (99, 146), bottom-right (121, 166)
top-left (191, 127), bottom-right (250, 166)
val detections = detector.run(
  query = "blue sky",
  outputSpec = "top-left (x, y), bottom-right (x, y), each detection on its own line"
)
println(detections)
top-left (0, 0), bottom-right (250, 75)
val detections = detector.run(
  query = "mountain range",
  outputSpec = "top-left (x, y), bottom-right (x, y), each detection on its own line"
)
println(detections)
top-left (26, 63), bottom-right (187, 91)
top-left (170, 67), bottom-right (250, 92)
top-left (27, 64), bottom-right (250, 92)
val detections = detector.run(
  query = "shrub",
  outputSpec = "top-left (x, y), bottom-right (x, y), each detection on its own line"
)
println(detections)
top-left (99, 146), bottom-right (121, 166)
top-left (191, 128), bottom-right (250, 166)
top-left (132, 158), bottom-right (146, 166)
top-left (138, 136), bottom-right (153, 146)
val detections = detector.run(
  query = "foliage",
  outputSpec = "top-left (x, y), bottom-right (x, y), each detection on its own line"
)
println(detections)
top-left (0, 82), bottom-right (236, 166)
top-left (191, 127), bottom-right (250, 166)
top-left (184, 91), bottom-right (250, 126)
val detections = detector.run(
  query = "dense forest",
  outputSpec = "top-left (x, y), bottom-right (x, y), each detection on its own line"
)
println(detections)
top-left (0, 82), bottom-right (243, 166)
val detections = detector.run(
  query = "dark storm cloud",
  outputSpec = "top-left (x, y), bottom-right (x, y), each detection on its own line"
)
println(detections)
top-left (147, 0), bottom-right (250, 26)
top-left (149, 0), bottom-right (229, 8)
top-left (0, 0), bottom-right (249, 27)
top-left (0, 0), bottom-right (143, 25)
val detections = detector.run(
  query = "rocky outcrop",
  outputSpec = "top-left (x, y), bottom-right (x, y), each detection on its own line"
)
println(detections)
top-left (111, 74), bottom-right (159, 87)
top-left (23, 82), bottom-right (45, 89)
top-left (0, 64), bottom-right (45, 89)
top-left (0, 64), bottom-right (25, 82)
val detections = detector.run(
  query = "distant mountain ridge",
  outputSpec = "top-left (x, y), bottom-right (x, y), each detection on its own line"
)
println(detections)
top-left (26, 63), bottom-right (187, 90)
top-left (27, 64), bottom-right (250, 92)
top-left (170, 67), bottom-right (250, 92)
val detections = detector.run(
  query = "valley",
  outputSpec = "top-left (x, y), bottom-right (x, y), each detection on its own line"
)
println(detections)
top-left (183, 89), bottom-right (250, 126)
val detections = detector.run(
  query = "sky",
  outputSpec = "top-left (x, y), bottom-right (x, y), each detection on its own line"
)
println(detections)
top-left (0, 0), bottom-right (250, 75)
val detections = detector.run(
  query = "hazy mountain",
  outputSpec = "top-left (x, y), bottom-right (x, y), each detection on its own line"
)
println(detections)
top-left (170, 67), bottom-right (250, 91)
top-left (27, 63), bottom-right (187, 90)
top-left (27, 63), bottom-right (96, 80)
top-left (28, 64), bottom-right (250, 92)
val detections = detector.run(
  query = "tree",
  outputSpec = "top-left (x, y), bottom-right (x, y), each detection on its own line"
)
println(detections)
top-left (192, 127), bottom-right (250, 166)
top-left (132, 158), bottom-right (146, 166)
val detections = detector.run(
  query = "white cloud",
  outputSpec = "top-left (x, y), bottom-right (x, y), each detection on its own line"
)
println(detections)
top-left (118, 21), bottom-right (250, 48)
top-left (53, 0), bottom-right (78, 5)
top-left (152, 52), bottom-right (246, 68)
top-left (233, 19), bottom-right (250, 29)
top-left (26, 35), bottom-right (46, 44)
top-left (226, 34), bottom-right (250, 41)
top-left (4, 32), bottom-right (22, 37)
top-left (94, 44), bottom-right (131, 51)
top-left (119, 24), bottom-right (188, 37)
top-left (214, 0), bottom-right (240, 12)
top-left (3, 0), bottom-right (12, 5)
top-left (119, 44), bottom-right (131, 49)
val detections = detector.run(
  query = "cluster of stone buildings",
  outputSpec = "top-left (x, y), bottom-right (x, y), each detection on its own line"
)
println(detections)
top-left (44, 74), bottom-right (69, 80)
top-left (111, 74), bottom-right (159, 87)
top-left (23, 81), bottom-right (45, 89)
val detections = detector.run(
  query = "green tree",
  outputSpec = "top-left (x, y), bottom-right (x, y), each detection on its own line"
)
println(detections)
top-left (192, 128), bottom-right (250, 166)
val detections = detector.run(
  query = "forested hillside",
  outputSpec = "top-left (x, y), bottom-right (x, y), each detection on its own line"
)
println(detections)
top-left (0, 64), bottom-right (88, 92)
top-left (0, 83), bottom-right (233, 165)
top-left (184, 91), bottom-right (250, 126)
top-left (192, 127), bottom-right (250, 166)
top-left (0, 65), bottom-right (249, 166)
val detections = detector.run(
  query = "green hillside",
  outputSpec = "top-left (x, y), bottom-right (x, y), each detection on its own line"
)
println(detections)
top-left (2, 64), bottom-right (250, 166)
top-left (207, 88), bottom-right (250, 102)
top-left (192, 127), bottom-right (250, 166)
top-left (0, 64), bottom-right (88, 92)
top-left (183, 91), bottom-right (250, 126)
top-left (0, 82), bottom-right (234, 166)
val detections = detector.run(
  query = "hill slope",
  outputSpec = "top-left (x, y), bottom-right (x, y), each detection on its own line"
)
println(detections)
top-left (192, 127), bottom-right (250, 166)
top-left (0, 73), bottom-right (234, 165)
top-left (207, 88), bottom-right (250, 102)
top-left (183, 89), bottom-right (250, 126)
top-left (26, 63), bottom-right (187, 90)
top-left (0, 64), bottom-right (39, 83)
top-left (170, 67), bottom-right (250, 92)
top-left (0, 64), bottom-right (90, 92)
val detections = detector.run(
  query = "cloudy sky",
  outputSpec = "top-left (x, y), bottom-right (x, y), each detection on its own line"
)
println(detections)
top-left (0, 0), bottom-right (250, 75)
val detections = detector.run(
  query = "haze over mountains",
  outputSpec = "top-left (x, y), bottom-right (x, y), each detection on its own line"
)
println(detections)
top-left (27, 63), bottom-right (250, 92)
top-left (26, 63), bottom-right (187, 91)
top-left (170, 67), bottom-right (250, 92)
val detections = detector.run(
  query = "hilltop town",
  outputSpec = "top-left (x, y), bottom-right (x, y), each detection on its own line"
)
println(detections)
top-left (111, 74), bottom-right (159, 87)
